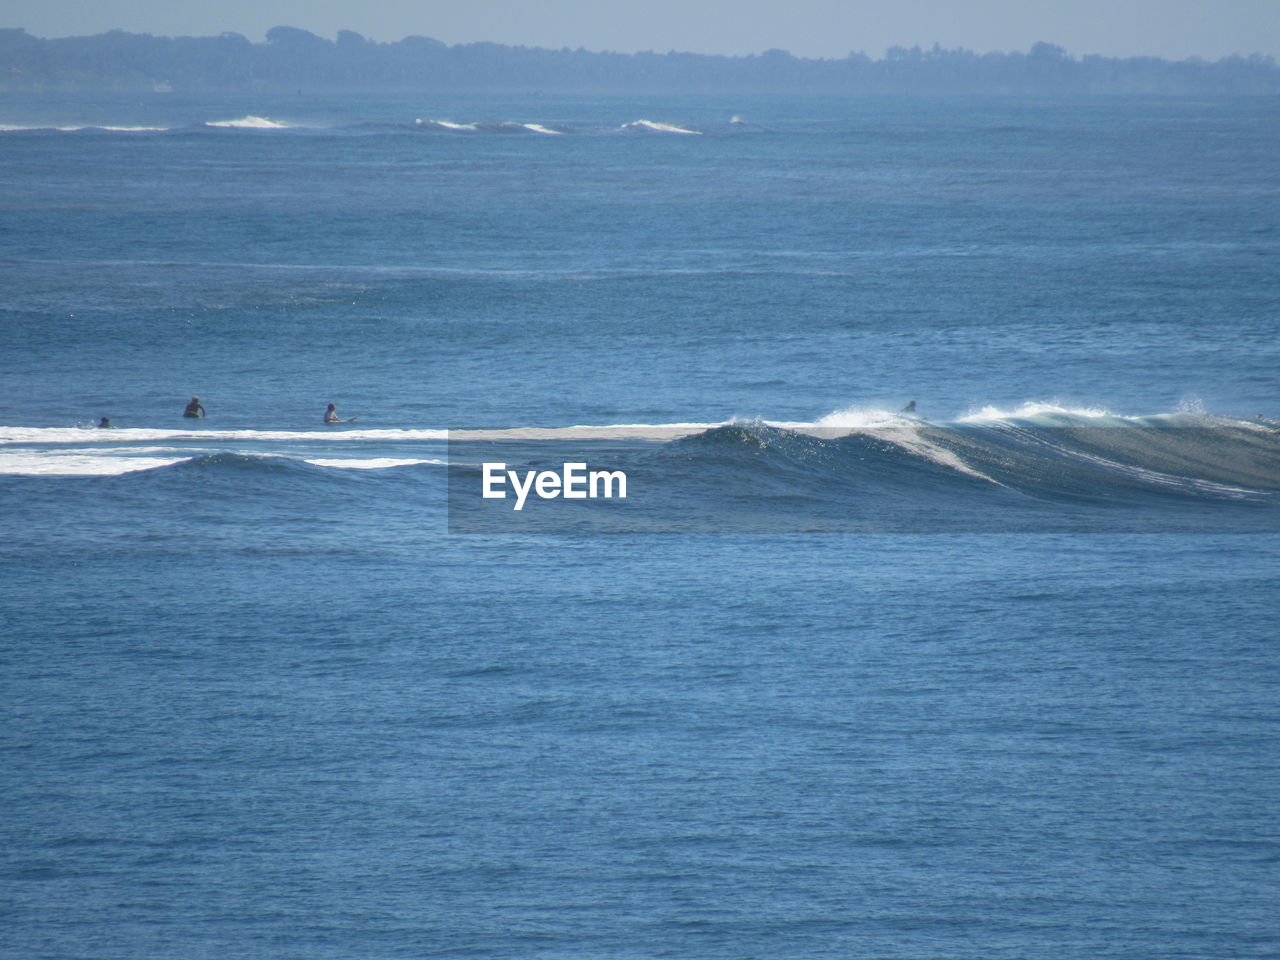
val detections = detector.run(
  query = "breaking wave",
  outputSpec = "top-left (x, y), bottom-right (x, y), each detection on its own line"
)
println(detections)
top-left (619, 120), bottom-right (702, 135)
top-left (4, 408), bottom-right (1277, 530)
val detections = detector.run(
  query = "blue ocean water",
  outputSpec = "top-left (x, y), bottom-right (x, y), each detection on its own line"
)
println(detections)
top-left (2, 93), bottom-right (1279, 958)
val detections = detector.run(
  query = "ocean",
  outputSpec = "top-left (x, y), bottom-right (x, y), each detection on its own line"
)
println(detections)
top-left (2, 92), bottom-right (1278, 958)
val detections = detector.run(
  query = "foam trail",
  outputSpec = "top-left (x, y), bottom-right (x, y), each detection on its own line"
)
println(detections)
top-left (620, 120), bottom-right (702, 135)
top-left (0, 427), bottom-right (450, 445)
top-left (304, 458), bottom-right (443, 469)
top-left (0, 454), bottom-right (190, 476)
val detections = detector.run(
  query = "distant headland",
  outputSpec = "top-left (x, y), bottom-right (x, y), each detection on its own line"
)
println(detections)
top-left (2, 26), bottom-right (1277, 95)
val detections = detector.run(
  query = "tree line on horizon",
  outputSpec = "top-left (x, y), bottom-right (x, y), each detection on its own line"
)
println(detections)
top-left (1, 26), bottom-right (1278, 95)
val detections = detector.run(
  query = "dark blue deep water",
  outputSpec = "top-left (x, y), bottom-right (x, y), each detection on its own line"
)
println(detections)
top-left (2, 93), bottom-right (1278, 958)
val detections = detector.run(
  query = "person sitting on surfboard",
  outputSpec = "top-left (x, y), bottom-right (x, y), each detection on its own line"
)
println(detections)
top-left (183, 396), bottom-right (205, 418)
top-left (324, 403), bottom-right (344, 424)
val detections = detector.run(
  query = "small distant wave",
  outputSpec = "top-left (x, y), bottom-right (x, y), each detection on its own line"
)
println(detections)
top-left (204, 115), bottom-right (294, 129)
top-left (415, 119), bottom-right (566, 135)
top-left (0, 117), bottom-right (727, 137)
top-left (619, 120), bottom-right (702, 135)
top-left (0, 123), bottom-right (170, 133)
top-left (417, 119), bottom-right (479, 131)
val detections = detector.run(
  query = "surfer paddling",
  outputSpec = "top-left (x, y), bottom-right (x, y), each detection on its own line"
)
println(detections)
top-left (324, 403), bottom-right (356, 424)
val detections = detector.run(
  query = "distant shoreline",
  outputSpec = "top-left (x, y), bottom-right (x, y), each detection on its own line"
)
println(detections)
top-left (2, 27), bottom-right (1278, 95)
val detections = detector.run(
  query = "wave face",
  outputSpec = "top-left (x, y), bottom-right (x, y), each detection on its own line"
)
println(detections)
top-left (621, 415), bottom-right (1279, 533)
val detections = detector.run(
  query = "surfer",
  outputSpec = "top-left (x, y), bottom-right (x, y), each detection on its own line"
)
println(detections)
top-left (97, 417), bottom-right (111, 428)
top-left (901, 401), bottom-right (917, 414)
top-left (324, 402), bottom-right (343, 424)
top-left (183, 396), bottom-right (205, 418)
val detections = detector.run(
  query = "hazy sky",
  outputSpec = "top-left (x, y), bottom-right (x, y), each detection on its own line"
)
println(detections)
top-left (6, 0), bottom-right (1278, 60)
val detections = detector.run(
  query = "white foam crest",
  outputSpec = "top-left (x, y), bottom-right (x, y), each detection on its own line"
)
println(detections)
top-left (0, 453), bottom-right (189, 476)
top-left (417, 119), bottom-right (478, 131)
top-left (522, 123), bottom-right (562, 135)
top-left (205, 115), bottom-right (294, 129)
top-left (305, 458), bottom-right (442, 469)
top-left (620, 120), bottom-right (702, 135)
top-left (808, 406), bottom-right (915, 430)
top-left (959, 402), bottom-right (1119, 423)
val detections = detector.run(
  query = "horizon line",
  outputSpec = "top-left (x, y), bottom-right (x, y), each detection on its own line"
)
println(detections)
top-left (4, 26), bottom-right (1276, 65)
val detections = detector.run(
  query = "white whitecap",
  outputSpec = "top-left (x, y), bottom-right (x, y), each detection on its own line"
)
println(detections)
top-left (620, 120), bottom-right (702, 135)
top-left (417, 119), bottom-right (479, 131)
top-left (205, 115), bottom-right (294, 129)
top-left (808, 406), bottom-right (913, 430)
top-left (958, 402), bottom-right (1119, 423)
